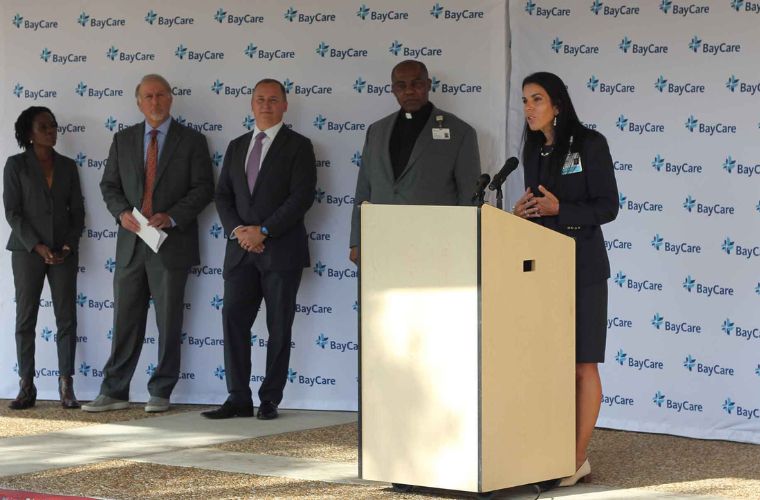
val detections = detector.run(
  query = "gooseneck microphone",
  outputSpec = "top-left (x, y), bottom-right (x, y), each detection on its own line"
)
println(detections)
top-left (488, 157), bottom-right (520, 191)
top-left (471, 173), bottom-right (491, 204)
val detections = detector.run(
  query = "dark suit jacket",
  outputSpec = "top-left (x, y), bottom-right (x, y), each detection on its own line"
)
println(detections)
top-left (4, 149), bottom-right (84, 253)
top-left (524, 130), bottom-right (619, 286)
top-left (215, 126), bottom-right (317, 277)
top-left (100, 119), bottom-right (214, 269)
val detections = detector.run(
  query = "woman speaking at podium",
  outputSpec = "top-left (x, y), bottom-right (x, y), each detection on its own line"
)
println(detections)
top-left (513, 72), bottom-right (619, 486)
top-left (3, 106), bottom-right (85, 410)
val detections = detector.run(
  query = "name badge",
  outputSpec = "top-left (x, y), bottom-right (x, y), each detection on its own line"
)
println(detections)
top-left (432, 128), bottom-right (450, 140)
top-left (561, 152), bottom-right (583, 175)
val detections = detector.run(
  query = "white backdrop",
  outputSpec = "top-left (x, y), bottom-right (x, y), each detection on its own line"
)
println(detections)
top-left (0, 0), bottom-right (507, 409)
top-left (508, 0), bottom-right (760, 444)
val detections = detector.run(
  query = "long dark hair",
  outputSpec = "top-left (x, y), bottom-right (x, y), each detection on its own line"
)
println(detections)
top-left (521, 72), bottom-right (589, 180)
top-left (14, 106), bottom-right (56, 150)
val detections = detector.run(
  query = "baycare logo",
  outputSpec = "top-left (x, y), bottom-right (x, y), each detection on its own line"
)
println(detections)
top-left (429, 3), bottom-right (485, 21)
top-left (39, 47), bottom-right (87, 65)
top-left (244, 43), bottom-right (296, 61)
top-left (602, 393), bottom-right (635, 407)
top-left (296, 303), bottom-right (333, 315)
top-left (175, 115), bottom-right (224, 133)
top-left (185, 335), bottom-right (224, 349)
top-left (210, 79), bottom-right (253, 98)
top-left (550, 37), bottom-right (599, 57)
top-left (590, 0), bottom-right (639, 16)
top-left (658, 0), bottom-right (710, 16)
top-left (650, 234), bottom-right (702, 256)
top-left (356, 4), bottom-right (409, 22)
top-left (312, 260), bottom-right (357, 281)
top-left (722, 397), bottom-right (760, 421)
top-left (726, 74), bottom-right (760, 95)
top-left (387, 40), bottom-right (442, 59)
top-left (525, 1), bottom-right (571, 17)
top-left (684, 115), bottom-right (737, 135)
top-left (653, 75), bottom-right (706, 95)
top-left (721, 155), bottom-right (760, 178)
top-left (280, 78), bottom-right (332, 97)
top-left (11, 13), bottom-right (59, 30)
top-left (315, 333), bottom-right (358, 352)
top-left (287, 368), bottom-right (337, 387)
top-left (351, 77), bottom-right (392, 97)
top-left (105, 46), bottom-right (156, 63)
top-left (586, 75), bottom-right (635, 96)
top-left (312, 114), bottom-right (366, 134)
top-left (283, 7), bottom-right (336, 24)
top-left (604, 238), bottom-right (633, 251)
top-left (613, 270), bottom-right (664, 293)
top-left (213, 7), bottom-right (264, 25)
top-left (56, 122), bottom-right (86, 136)
top-left (12, 83), bottom-right (57, 100)
top-left (429, 76), bottom-right (483, 95)
top-left (615, 115), bottom-right (665, 135)
top-left (617, 36), bottom-right (668, 56)
top-left (651, 155), bottom-right (703, 176)
top-left (650, 313), bottom-right (702, 335)
top-left (144, 10), bottom-right (195, 27)
top-left (720, 236), bottom-right (760, 260)
top-left (652, 391), bottom-right (704, 413)
top-left (174, 44), bottom-right (224, 63)
top-left (189, 265), bottom-right (223, 277)
top-left (682, 355), bottom-right (735, 376)
top-left (314, 188), bottom-right (355, 207)
top-left (688, 35), bottom-right (741, 55)
top-left (682, 195), bottom-right (735, 216)
top-left (607, 316), bottom-right (633, 329)
top-left (76, 11), bottom-right (126, 29)
top-left (315, 41), bottom-right (368, 60)
top-left (721, 318), bottom-right (760, 342)
top-left (730, 0), bottom-right (760, 14)
top-left (614, 349), bottom-right (665, 371)
top-left (618, 192), bottom-right (664, 214)
top-left (74, 82), bottom-right (125, 99)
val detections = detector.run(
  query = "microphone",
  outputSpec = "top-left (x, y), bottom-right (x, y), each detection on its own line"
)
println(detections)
top-left (488, 157), bottom-right (520, 191)
top-left (471, 173), bottom-right (491, 203)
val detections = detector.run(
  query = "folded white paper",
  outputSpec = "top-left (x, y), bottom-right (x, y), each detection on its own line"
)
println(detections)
top-left (132, 207), bottom-right (167, 253)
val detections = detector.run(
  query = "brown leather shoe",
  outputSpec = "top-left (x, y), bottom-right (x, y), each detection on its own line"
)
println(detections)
top-left (8, 377), bottom-right (36, 410)
top-left (59, 376), bottom-right (80, 409)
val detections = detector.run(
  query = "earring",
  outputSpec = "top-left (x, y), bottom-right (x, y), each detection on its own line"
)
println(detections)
top-left (553, 116), bottom-right (557, 127)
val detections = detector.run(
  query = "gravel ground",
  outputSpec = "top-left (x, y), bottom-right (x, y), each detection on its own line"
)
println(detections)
top-left (0, 400), bottom-right (211, 438)
top-left (1, 405), bottom-right (759, 499)
top-left (0, 461), bottom-right (467, 500)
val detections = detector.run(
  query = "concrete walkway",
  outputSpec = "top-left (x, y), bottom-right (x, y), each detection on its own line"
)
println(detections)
top-left (0, 410), bottom-right (729, 499)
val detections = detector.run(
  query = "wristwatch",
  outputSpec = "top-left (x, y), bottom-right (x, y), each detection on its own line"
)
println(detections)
top-left (260, 226), bottom-right (269, 237)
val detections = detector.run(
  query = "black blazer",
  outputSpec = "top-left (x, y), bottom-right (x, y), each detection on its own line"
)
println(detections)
top-left (215, 126), bottom-right (317, 276)
top-left (100, 119), bottom-right (214, 269)
top-left (523, 130), bottom-right (619, 286)
top-left (3, 149), bottom-right (85, 253)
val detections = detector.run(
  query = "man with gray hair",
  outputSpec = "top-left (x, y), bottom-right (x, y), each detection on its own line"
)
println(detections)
top-left (83, 74), bottom-right (214, 412)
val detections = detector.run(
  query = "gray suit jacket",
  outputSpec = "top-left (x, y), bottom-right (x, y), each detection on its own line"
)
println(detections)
top-left (4, 149), bottom-right (84, 253)
top-left (100, 119), bottom-right (214, 269)
top-left (349, 105), bottom-right (481, 247)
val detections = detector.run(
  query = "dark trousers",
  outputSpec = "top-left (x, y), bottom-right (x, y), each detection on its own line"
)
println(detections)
top-left (222, 254), bottom-right (302, 406)
top-left (99, 241), bottom-right (189, 400)
top-left (12, 250), bottom-right (78, 378)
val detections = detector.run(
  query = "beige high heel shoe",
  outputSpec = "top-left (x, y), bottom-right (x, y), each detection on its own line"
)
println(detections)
top-left (558, 459), bottom-right (591, 487)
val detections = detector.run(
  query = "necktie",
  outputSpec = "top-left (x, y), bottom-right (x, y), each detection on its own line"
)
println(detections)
top-left (141, 129), bottom-right (159, 217)
top-left (247, 131), bottom-right (267, 194)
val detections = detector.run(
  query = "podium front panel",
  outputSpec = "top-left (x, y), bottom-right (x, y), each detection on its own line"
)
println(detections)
top-left (360, 204), bottom-right (480, 492)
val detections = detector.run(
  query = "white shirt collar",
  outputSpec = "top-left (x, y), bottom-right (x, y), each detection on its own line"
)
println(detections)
top-left (254, 121), bottom-right (284, 140)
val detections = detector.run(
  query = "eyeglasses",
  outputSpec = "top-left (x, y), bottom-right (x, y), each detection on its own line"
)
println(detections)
top-left (392, 79), bottom-right (428, 92)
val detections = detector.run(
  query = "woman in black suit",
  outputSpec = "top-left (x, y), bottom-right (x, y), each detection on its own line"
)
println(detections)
top-left (514, 72), bottom-right (619, 486)
top-left (3, 106), bottom-right (85, 409)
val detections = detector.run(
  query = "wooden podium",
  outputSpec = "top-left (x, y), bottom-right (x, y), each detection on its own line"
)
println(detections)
top-left (359, 204), bottom-right (575, 494)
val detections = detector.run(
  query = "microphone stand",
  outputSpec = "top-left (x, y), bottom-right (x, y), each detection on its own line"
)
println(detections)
top-left (495, 185), bottom-right (503, 210)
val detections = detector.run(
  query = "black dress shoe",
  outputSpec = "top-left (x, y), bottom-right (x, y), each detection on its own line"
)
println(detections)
top-left (201, 401), bottom-right (253, 419)
top-left (257, 401), bottom-right (278, 420)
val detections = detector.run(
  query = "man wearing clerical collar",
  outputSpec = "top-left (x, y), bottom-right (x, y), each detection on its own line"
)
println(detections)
top-left (349, 60), bottom-right (481, 263)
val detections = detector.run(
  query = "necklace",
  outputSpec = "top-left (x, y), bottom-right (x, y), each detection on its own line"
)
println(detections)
top-left (540, 145), bottom-right (554, 157)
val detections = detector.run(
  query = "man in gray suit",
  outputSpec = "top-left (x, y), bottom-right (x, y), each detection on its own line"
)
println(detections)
top-left (349, 60), bottom-right (481, 262)
top-left (83, 74), bottom-right (214, 412)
